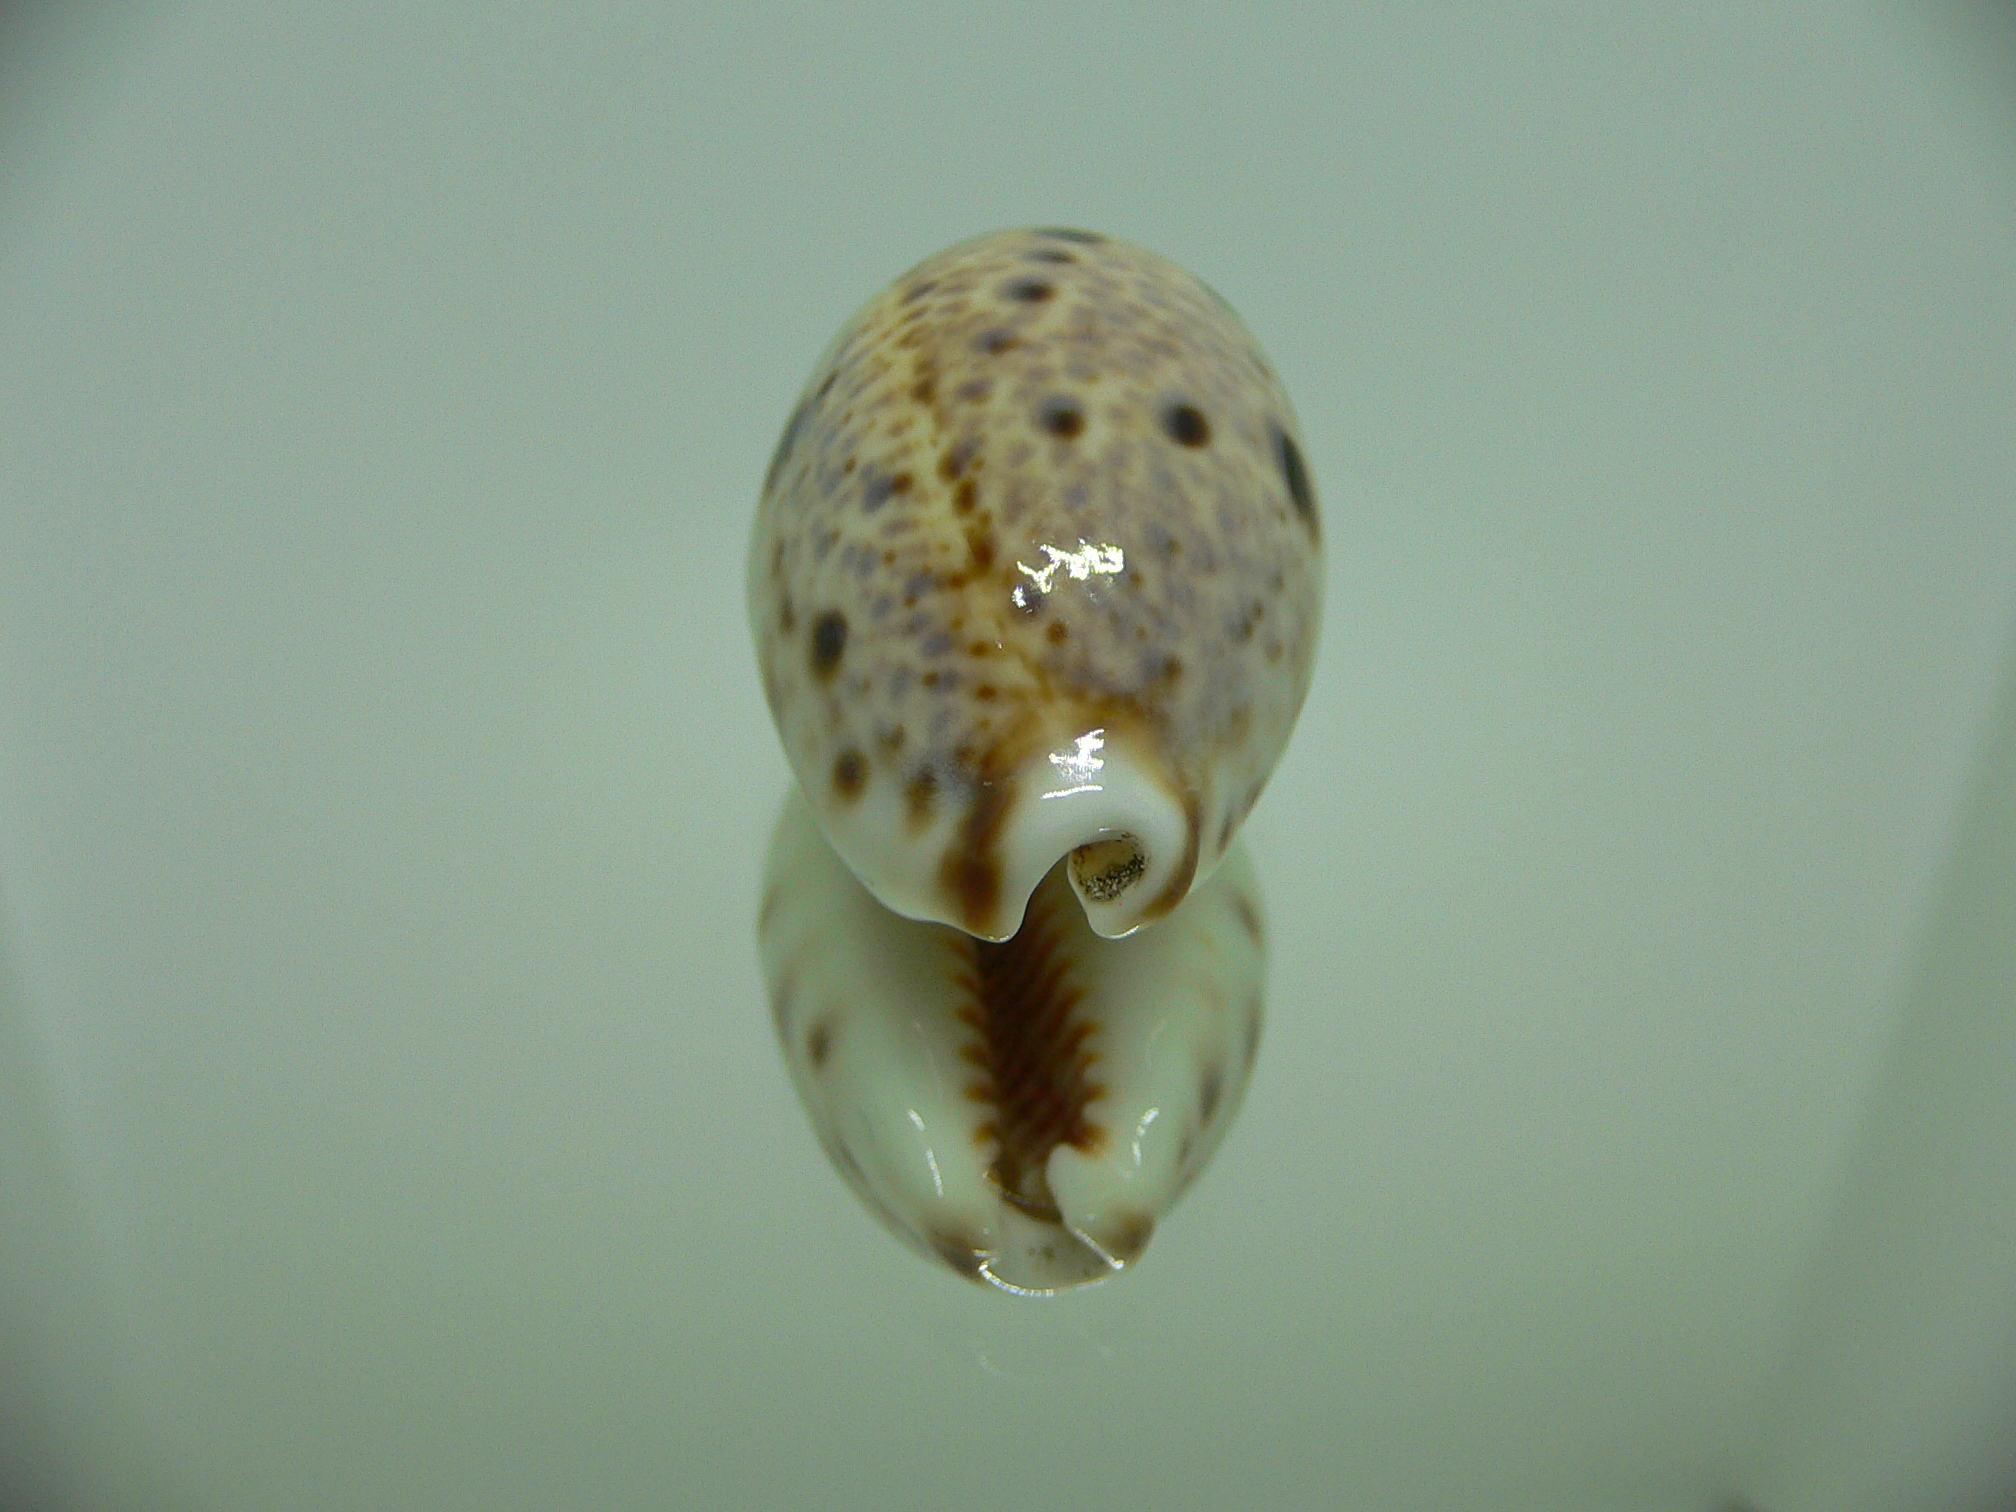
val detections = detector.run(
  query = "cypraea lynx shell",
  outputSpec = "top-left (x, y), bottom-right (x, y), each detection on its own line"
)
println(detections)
top-left (759, 792), bottom-right (1266, 1294)
top-left (749, 228), bottom-right (1321, 941)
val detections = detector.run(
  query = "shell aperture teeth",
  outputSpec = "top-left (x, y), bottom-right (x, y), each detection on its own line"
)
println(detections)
top-left (758, 791), bottom-right (1266, 1295)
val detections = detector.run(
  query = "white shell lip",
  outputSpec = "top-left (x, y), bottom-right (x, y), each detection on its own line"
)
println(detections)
top-left (812, 729), bottom-right (1199, 942)
top-left (758, 789), bottom-right (1266, 1296)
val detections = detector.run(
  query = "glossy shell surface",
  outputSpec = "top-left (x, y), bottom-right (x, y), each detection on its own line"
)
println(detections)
top-left (759, 793), bottom-right (1266, 1294)
top-left (749, 228), bottom-right (1322, 940)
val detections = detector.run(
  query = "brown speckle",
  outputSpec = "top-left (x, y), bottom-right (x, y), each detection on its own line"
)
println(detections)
top-left (1036, 228), bottom-right (1103, 244)
top-left (1046, 619), bottom-right (1069, 644)
top-left (810, 611), bottom-right (847, 677)
top-left (1002, 278), bottom-right (1055, 303)
top-left (833, 748), bottom-right (866, 799)
top-left (939, 438), bottom-right (978, 479)
top-left (1198, 1063), bottom-right (1223, 1122)
top-left (1039, 398), bottom-right (1085, 440)
top-left (976, 328), bottom-right (1016, 355)
top-left (806, 1020), bottom-right (832, 1068)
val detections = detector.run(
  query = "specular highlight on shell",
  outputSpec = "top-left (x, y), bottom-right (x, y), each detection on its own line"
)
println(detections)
top-left (749, 227), bottom-right (1322, 941)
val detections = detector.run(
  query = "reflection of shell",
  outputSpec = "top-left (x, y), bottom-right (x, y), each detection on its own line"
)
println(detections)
top-left (758, 791), bottom-right (1266, 1294)
top-left (749, 228), bottom-right (1321, 940)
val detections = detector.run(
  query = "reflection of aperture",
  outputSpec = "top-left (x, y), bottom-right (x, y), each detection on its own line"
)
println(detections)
top-left (753, 789), bottom-right (1268, 1296)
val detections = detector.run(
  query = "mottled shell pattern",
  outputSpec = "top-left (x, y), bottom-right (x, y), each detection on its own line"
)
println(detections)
top-left (749, 228), bottom-right (1321, 941)
top-left (759, 792), bottom-right (1266, 1295)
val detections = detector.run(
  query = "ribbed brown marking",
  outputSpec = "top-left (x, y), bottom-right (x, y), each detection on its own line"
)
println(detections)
top-left (953, 877), bottom-right (1104, 1218)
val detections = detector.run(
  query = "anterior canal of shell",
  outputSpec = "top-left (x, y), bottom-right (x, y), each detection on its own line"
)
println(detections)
top-left (748, 226), bottom-right (1322, 942)
top-left (758, 792), bottom-right (1267, 1294)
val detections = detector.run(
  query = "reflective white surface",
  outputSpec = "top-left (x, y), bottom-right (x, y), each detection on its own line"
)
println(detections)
top-left (3, 4), bottom-right (2015, 1510)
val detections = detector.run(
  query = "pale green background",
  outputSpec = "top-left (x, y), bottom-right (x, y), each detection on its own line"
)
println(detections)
top-left (2, 4), bottom-right (2015, 1510)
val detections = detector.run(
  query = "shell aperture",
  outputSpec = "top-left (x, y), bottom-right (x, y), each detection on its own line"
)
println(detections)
top-left (758, 792), bottom-right (1266, 1295)
top-left (748, 228), bottom-right (1322, 942)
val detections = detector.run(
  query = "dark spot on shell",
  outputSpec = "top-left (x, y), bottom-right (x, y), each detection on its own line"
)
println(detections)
top-left (954, 478), bottom-right (977, 513)
top-left (1039, 399), bottom-right (1085, 440)
top-left (862, 470), bottom-right (902, 511)
top-left (1046, 619), bottom-right (1068, 644)
top-left (902, 279), bottom-right (936, 304)
top-left (1199, 1063), bottom-right (1223, 1122)
top-left (976, 328), bottom-right (1017, 355)
top-left (965, 526), bottom-right (995, 570)
top-left (939, 438), bottom-right (978, 479)
top-left (1274, 423), bottom-right (1318, 536)
top-left (1036, 228), bottom-right (1103, 244)
top-left (810, 611), bottom-right (847, 677)
top-left (1002, 278), bottom-right (1054, 303)
top-left (1164, 403), bottom-right (1211, 448)
top-left (807, 1020), bottom-right (832, 1068)
top-left (906, 769), bottom-right (938, 825)
top-left (833, 748), bottom-right (866, 800)
top-left (1028, 248), bottom-right (1076, 264)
